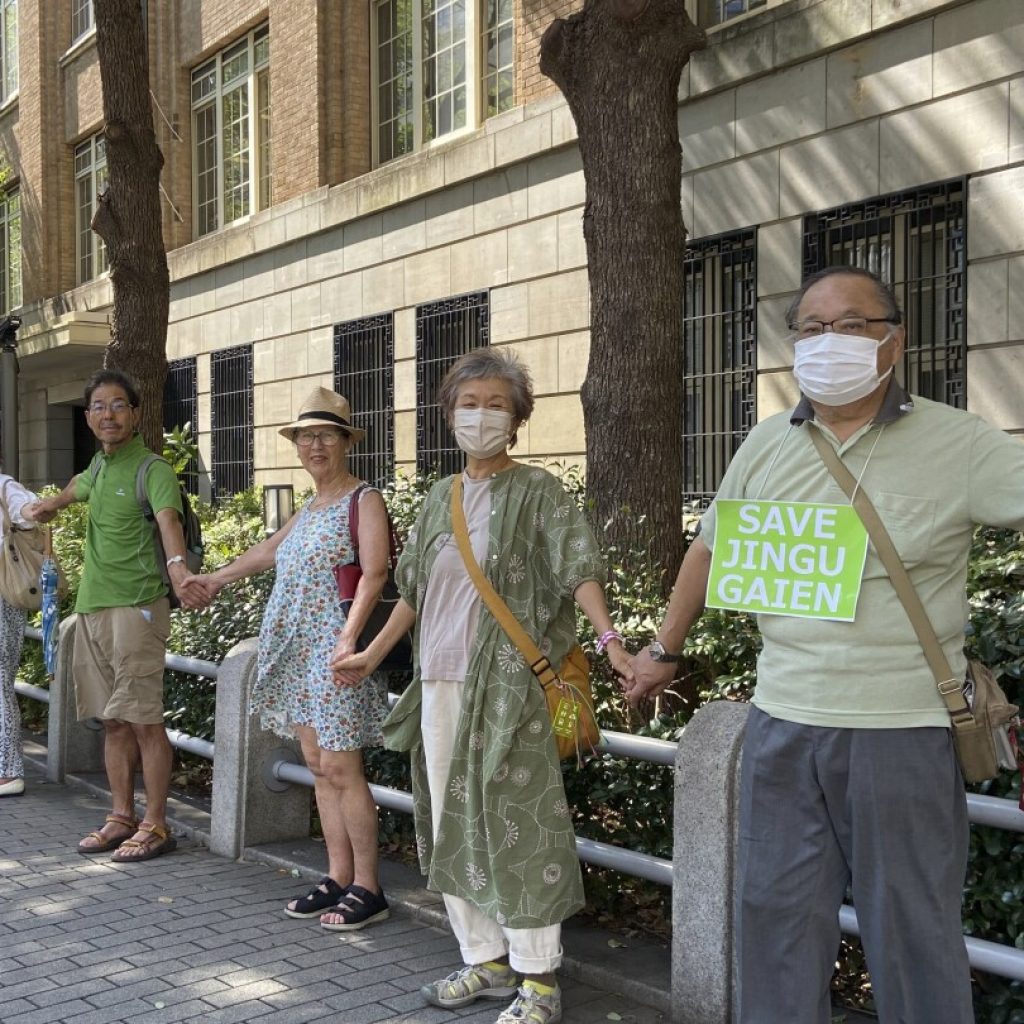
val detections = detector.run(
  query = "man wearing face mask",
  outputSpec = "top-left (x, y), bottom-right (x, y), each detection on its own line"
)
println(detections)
top-left (624, 266), bottom-right (1024, 1023)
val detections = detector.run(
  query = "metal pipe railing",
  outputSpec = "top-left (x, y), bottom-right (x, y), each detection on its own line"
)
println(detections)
top-left (838, 904), bottom-right (1024, 982)
top-left (14, 679), bottom-right (50, 704)
top-left (17, 632), bottom-right (1024, 981)
top-left (273, 757), bottom-right (672, 883)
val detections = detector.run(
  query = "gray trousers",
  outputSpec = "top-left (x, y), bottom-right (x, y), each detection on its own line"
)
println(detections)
top-left (737, 706), bottom-right (974, 1024)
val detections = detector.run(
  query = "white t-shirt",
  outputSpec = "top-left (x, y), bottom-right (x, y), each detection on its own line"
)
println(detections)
top-left (418, 473), bottom-right (492, 683)
top-left (0, 474), bottom-right (36, 541)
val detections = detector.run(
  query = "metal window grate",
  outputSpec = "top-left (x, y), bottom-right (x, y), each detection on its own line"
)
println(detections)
top-left (802, 179), bottom-right (966, 408)
top-left (682, 229), bottom-right (757, 509)
top-left (416, 291), bottom-right (489, 476)
top-left (210, 344), bottom-right (254, 499)
top-left (163, 357), bottom-right (200, 495)
top-left (334, 314), bottom-right (395, 488)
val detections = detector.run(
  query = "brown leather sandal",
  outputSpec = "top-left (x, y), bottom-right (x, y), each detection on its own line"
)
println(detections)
top-left (77, 813), bottom-right (139, 855)
top-left (110, 822), bottom-right (178, 863)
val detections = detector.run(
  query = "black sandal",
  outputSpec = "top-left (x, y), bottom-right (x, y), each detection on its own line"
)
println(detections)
top-left (284, 876), bottom-right (349, 919)
top-left (319, 884), bottom-right (390, 931)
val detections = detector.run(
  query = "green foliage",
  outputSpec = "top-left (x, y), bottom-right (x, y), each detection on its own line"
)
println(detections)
top-left (17, 466), bottom-right (1024, 1018)
top-left (962, 528), bottom-right (1024, 1022)
top-left (162, 424), bottom-right (200, 477)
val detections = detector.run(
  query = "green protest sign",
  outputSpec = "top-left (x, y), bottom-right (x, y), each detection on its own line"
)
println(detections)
top-left (705, 500), bottom-right (869, 621)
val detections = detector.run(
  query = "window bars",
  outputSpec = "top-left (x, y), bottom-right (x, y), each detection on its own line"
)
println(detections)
top-left (416, 291), bottom-right (489, 477)
top-left (163, 357), bottom-right (200, 495)
top-left (682, 229), bottom-right (757, 509)
top-left (803, 179), bottom-right (966, 409)
top-left (210, 344), bottom-right (254, 500)
top-left (334, 314), bottom-right (395, 488)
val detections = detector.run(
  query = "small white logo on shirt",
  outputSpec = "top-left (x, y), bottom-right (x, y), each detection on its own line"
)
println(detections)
top-left (116, 488), bottom-right (126, 496)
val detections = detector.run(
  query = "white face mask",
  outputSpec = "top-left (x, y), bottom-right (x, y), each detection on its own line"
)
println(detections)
top-left (793, 331), bottom-right (894, 407)
top-left (452, 407), bottom-right (513, 459)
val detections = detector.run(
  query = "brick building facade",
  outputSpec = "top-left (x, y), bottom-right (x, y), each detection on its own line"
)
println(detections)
top-left (0, 0), bottom-right (1020, 502)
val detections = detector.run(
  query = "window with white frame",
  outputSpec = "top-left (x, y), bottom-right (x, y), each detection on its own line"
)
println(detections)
top-left (482, 0), bottom-right (513, 118)
top-left (1, 0), bottom-right (17, 102)
top-left (191, 24), bottom-right (270, 238)
top-left (71, 0), bottom-right (93, 42)
top-left (75, 134), bottom-right (108, 283)
top-left (372, 0), bottom-right (515, 165)
top-left (0, 189), bottom-right (21, 313)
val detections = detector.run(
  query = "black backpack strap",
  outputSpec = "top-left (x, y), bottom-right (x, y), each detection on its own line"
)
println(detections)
top-left (87, 452), bottom-right (104, 487)
top-left (134, 453), bottom-right (167, 523)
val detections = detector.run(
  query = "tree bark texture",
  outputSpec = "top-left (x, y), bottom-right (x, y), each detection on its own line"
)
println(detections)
top-left (92, 0), bottom-right (169, 452)
top-left (541, 0), bottom-right (704, 586)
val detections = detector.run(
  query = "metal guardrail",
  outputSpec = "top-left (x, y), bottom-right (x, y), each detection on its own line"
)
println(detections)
top-left (16, 632), bottom-right (1024, 978)
top-left (270, 757), bottom-right (674, 885)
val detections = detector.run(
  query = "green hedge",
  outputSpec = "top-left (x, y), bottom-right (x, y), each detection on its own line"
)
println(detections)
top-left (19, 474), bottom-right (1024, 1020)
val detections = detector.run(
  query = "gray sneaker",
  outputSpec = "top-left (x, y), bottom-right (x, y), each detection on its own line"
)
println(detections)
top-left (421, 962), bottom-right (520, 1008)
top-left (495, 984), bottom-right (563, 1024)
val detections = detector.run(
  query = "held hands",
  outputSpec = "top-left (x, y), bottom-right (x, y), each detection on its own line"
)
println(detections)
top-left (329, 632), bottom-right (370, 687)
top-left (606, 642), bottom-right (636, 689)
top-left (621, 646), bottom-right (679, 707)
top-left (174, 572), bottom-right (223, 611)
top-left (23, 498), bottom-right (59, 525)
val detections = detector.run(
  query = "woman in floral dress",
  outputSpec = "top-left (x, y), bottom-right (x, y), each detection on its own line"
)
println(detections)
top-left (334, 350), bottom-right (633, 1024)
top-left (189, 386), bottom-right (391, 930)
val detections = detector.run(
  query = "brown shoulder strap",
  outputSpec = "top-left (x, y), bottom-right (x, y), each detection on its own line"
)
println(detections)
top-left (450, 475), bottom-right (559, 687)
top-left (807, 426), bottom-right (972, 724)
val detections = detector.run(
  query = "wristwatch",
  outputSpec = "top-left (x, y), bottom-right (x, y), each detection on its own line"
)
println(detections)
top-left (648, 640), bottom-right (682, 664)
top-left (165, 555), bottom-right (185, 568)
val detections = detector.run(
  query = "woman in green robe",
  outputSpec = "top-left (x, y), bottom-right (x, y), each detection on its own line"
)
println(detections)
top-left (332, 348), bottom-right (631, 1024)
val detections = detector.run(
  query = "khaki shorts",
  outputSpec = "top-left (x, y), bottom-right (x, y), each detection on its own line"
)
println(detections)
top-left (73, 598), bottom-right (170, 725)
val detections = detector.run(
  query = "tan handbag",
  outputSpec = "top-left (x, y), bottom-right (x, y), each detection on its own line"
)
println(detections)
top-left (0, 482), bottom-right (65, 611)
top-left (809, 428), bottom-right (1019, 783)
top-left (450, 475), bottom-right (601, 761)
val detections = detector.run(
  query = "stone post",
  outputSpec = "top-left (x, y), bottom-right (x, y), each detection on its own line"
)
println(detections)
top-left (671, 700), bottom-right (749, 1024)
top-left (46, 615), bottom-right (105, 782)
top-left (209, 637), bottom-right (311, 859)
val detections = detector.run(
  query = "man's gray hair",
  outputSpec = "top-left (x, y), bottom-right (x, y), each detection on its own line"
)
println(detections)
top-left (784, 266), bottom-right (903, 327)
top-left (438, 348), bottom-right (535, 424)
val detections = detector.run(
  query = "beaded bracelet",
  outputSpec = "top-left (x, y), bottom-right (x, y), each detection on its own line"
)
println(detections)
top-left (595, 629), bottom-right (623, 655)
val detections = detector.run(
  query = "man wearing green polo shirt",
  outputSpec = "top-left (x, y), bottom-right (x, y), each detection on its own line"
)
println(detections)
top-left (28, 369), bottom-right (199, 863)
top-left (626, 267), bottom-right (1024, 1023)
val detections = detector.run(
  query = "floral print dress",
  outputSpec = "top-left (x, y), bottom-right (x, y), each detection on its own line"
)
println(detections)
top-left (252, 490), bottom-right (388, 752)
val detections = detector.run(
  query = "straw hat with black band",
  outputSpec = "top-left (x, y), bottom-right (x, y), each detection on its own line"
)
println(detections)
top-left (278, 386), bottom-right (366, 443)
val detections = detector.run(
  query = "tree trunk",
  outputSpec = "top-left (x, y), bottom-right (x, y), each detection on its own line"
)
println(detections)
top-left (541, 0), bottom-right (704, 588)
top-left (92, 0), bottom-right (169, 453)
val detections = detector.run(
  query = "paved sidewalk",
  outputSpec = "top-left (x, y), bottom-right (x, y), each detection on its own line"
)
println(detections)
top-left (0, 761), bottom-right (666, 1024)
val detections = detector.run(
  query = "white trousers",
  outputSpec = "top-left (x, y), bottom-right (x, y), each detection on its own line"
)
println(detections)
top-left (421, 679), bottom-right (563, 974)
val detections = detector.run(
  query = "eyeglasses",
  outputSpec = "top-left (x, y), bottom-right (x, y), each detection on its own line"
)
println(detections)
top-left (788, 316), bottom-right (896, 339)
top-left (88, 400), bottom-right (132, 415)
top-left (294, 429), bottom-right (346, 448)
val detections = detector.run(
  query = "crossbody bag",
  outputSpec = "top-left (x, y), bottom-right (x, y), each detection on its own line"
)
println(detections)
top-left (808, 427), bottom-right (1018, 783)
top-left (450, 474), bottom-right (600, 762)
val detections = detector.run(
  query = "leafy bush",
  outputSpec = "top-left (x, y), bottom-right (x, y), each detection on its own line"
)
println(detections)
top-left (19, 467), bottom-right (1024, 1020)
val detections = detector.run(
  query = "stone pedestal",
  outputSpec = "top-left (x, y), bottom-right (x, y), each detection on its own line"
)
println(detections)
top-left (209, 637), bottom-right (310, 859)
top-left (671, 700), bottom-right (749, 1024)
top-left (46, 615), bottom-right (104, 783)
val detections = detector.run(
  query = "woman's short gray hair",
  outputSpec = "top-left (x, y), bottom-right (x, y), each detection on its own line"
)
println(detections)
top-left (438, 348), bottom-right (535, 428)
